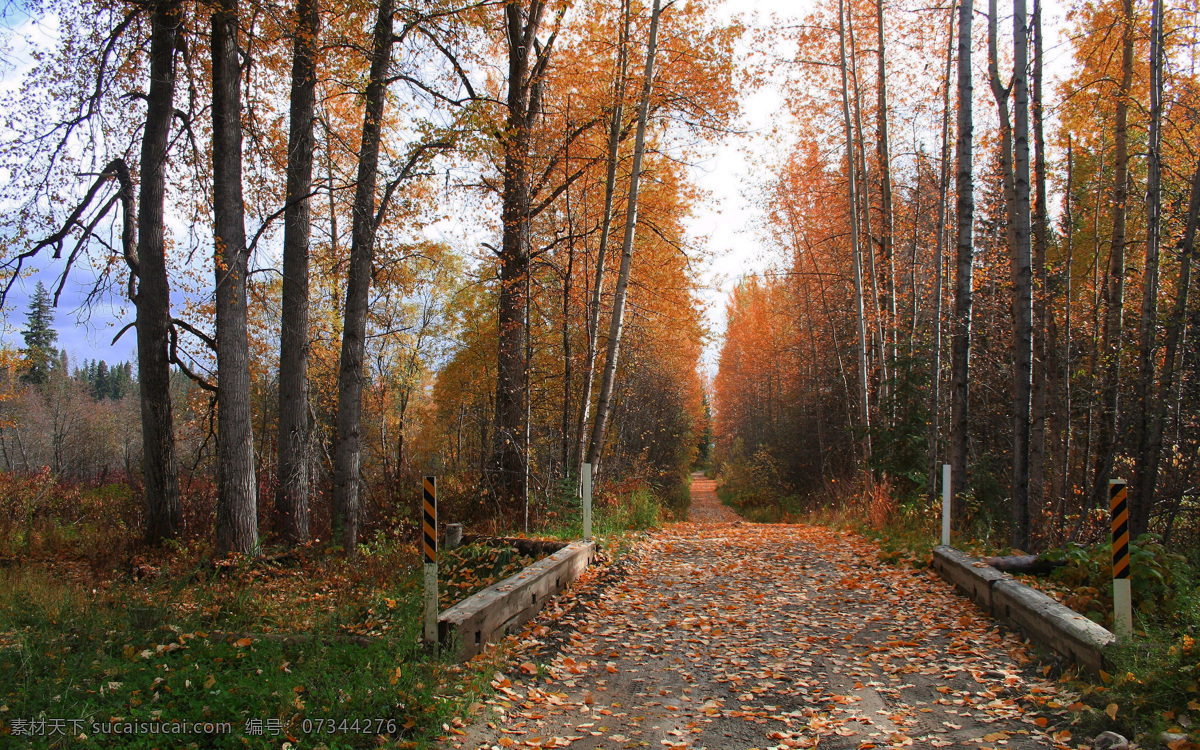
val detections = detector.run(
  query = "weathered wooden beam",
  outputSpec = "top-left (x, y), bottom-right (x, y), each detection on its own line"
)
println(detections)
top-left (439, 540), bottom-right (597, 661)
top-left (932, 545), bottom-right (1115, 678)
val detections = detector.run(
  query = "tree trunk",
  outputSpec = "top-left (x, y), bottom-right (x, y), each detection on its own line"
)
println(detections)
top-left (949, 0), bottom-right (975, 512)
top-left (331, 0), bottom-right (393, 551)
top-left (1030, 0), bottom-right (1049, 527)
top-left (138, 0), bottom-right (183, 545)
top-left (876, 0), bottom-right (896, 393)
top-left (1010, 0), bottom-right (1034, 551)
top-left (838, 0), bottom-right (873, 469)
top-left (574, 0), bottom-right (631, 479)
top-left (1141, 162), bottom-right (1199, 542)
top-left (846, 12), bottom-right (887, 420)
top-left (492, 0), bottom-right (551, 511)
top-left (1055, 137), bottom-right (1075, 535)
top-left (1132, 0), bottom-right (1165, 539)
top-left (929, 2), bottom-right (954, 496)
top-left (212, 0), bottom-right (259, 556)
top-left (1089, 0), bottom-right (1134, 516)
top-left (586, 0), bottom-right (663, 473)
top-left (275, 0), bottom-right (318, 544)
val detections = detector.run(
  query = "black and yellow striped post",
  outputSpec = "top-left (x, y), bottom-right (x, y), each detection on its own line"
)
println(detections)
top-left (423, 476), bottom-right (437, 644)
top-left (1109, 479), bottom-right (1132, 638)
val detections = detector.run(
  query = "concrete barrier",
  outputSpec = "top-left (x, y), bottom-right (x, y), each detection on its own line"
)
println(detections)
top-left (438, 540), bottom-right (598, 660)
top-left (932, 545), bottom-right (1115, 677)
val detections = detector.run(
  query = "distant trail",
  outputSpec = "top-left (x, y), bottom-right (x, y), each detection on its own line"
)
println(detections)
top-left (686, 472), bottom-right (742, 523)
top-left (453, 482), bottom-right (1073, 750)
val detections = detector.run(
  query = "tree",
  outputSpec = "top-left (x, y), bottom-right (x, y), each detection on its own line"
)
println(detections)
top-left (212, 0), bottom-right (259, 555)
top-left (949, 0), bottom-right (975, 512)
top-left (331, 0), bottom-right (397, 552)
top-left (21, 282), bottom-right (58, 386)
top-left (1132, 0), bottom-right (1165, 539)
top-left (837, 0), bottom-right (873, 470)
top-left (275, 0), bottom-right (320, 544)
top-left (1089, 0), bottom-right (1134, 519)
top-left (135, 0), bottom-right (184, 546)
top-left (587, 0), bottom-right (664, 474)
top-left (1008, 0), bottom-right (1035, 551)
top-left (574, 0), bottom-right (632, 480)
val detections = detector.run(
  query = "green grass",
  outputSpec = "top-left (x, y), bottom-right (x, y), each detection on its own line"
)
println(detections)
top-left (0, 558), bottom-right (504, 749)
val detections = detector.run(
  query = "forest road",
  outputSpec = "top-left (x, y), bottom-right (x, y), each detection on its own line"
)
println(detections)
top-left (451, 478), bottom-right (1075, 750)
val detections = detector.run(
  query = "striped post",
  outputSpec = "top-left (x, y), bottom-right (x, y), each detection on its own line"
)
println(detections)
top-left (582, 463), bottom-right (593, 541)
top-left (1109, 479), bottom-right (1132, 638)
top-left (423, 476), bottom-right (438, 644)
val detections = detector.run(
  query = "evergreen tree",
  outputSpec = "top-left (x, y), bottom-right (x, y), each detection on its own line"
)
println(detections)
top-left (21, 282), bottom-right (58, 386)
top-left (92, 360), bottom-right (110, 400)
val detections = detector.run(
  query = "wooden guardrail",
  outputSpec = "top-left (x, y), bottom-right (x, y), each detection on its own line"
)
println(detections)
top-left (932, 545), bottom-right (1115, 677)
top-left (438, 540), bottom-right (597, 660)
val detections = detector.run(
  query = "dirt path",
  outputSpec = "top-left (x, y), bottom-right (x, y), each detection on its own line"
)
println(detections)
top-left (686, 472), bottom-right (742, 523)
top-left (452, 485), bottom-right (1077, 750)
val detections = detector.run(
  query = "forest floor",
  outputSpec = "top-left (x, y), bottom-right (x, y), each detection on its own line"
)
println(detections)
top-left (452, 477), bottom-right (1081, 750)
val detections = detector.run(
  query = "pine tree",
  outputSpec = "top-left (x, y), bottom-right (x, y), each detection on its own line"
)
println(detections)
top-left (21, 282), bottom-right (58, 386)
top-left (92, 360), bottom-right (110, 400)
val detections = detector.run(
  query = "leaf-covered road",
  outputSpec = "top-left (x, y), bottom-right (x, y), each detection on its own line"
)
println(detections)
top-left (453, 479), bottom-right (1077, 750)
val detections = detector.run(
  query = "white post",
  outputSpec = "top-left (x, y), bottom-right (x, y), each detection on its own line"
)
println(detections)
top-left (582, 462), bottom-right (593, 541)
top-left (1113, 578), bottom-right (1132, 638)
top-left (424, 563), bottom-right (438, 643)
top-left (941, 463), bottom-right (951, 546)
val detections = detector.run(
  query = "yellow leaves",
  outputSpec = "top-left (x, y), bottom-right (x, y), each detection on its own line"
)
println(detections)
top-left (203, 674), bottom-right (216, 689)
top-left (1100, 669), bottom-right (1113, 684)
top-left (982, 732), bottom-right (1010, 742)
top-left (1105, 703), bottom-right (1119, 720)
top-left (389, 667), bottom-right (402, 685)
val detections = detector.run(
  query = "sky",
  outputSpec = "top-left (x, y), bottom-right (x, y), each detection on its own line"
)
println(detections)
top-left (0, 0), bottom-right (1077, 375)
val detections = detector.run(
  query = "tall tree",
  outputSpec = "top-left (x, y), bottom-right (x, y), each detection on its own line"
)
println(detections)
top-left (21, 282), bottom-right (58, 386)
top-left (837, 0), bottom-right (873, 468)
top-left (1089, 0), bottom-right (1134, 518)
top-left (211, 0), bottom-right (259, 555)
top-left (929, 3), bottom-right (955, 495)
top-left (1132, 0), bottom-right (1165, 538)
top-left (574, 0), bottom-right (632, 479)
top-left (275, 0), bottom-right (320, 544)
top-left (331, 0), bottom-right (395, 550)
top-left (949, 0), bottom-right (975, 511)
top-left (1010, 0), bottom-right (1034, 550)
top-left (587, 0), bottom-right (664, 472)
top-left (134, 1), bottom-right (184, 545)
top-left (1029, 0), bottom-right (1050, 532)
top-left (875, 0), bottom-right (896, 381)
top-left (490, 0), bottom-right (558, 508)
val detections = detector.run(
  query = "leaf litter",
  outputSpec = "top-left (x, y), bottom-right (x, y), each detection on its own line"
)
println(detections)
top-left (451, 482), bottom-right (1080, 750)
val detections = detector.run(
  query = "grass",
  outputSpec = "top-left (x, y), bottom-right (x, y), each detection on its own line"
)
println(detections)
top-left (0, 542), bottom-right (509, 749)
top-left (0, 472), bottom-right (681, 749)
